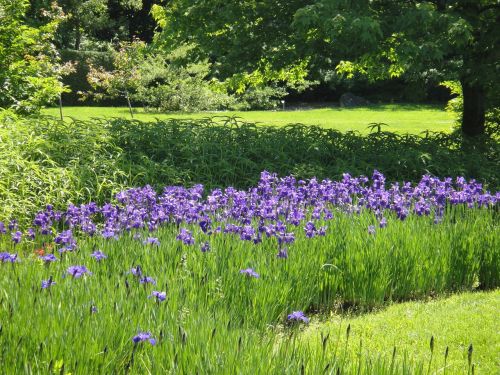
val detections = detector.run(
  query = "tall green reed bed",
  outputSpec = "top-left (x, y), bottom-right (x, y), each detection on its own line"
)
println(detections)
top-left (0, 207), bottom-right (497, 372)
top-left (0, 173), bottom-right (500, 374)
top-left (1, 112), bottom-right (498, 223)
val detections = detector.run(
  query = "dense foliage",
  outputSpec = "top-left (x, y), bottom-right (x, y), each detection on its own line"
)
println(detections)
top-left (1, 114), bottom-right (498, 223)
top-left (153, 0), bottom-right (499, 134)
top-left (84, 42), bottom-right (235, 112)
top-left (29, 0), bottom-right (156, 49)
top-left (9, 0), bottom-right (498, 128)
top-left (0, 0), bottom-right (70, 113)
top-left (0, 171), bottom-right (497, 373)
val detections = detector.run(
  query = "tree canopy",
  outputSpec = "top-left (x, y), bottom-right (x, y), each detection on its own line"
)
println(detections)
top-left (292, 0), bottom-right (500, 135)
top-left (3, 0), bottom-right (498, 134)
top-left (0, 0), bottom-right (70, 113)
top-left (153, 0), bottom-right (499, 135)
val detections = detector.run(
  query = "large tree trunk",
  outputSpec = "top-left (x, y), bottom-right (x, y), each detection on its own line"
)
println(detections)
top-left (461, 80), bottom-right (485, 136)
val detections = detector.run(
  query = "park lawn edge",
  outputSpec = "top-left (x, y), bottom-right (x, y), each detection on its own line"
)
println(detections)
top-left (295, 289), bottom-right (500, 374)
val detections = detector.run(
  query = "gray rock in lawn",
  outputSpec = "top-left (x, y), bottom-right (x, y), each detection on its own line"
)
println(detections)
top-left (339, 93), bottom-right (370, 107)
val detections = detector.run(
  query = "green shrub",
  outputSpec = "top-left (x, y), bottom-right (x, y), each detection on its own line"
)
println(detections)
top-left (232, 86), bottom-right (287, 110)
top-left (0, 113), bottom-right (498, 223)
top-left (59, 49), bottom-right (116, 105)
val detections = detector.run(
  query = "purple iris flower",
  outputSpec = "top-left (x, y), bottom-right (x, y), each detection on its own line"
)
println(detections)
top-left (26, 228), bottom-right (36, 240)
top-left (278, 232), bottom-right (295, 245)
top-left (276, 248), bottom-right (288, 259)
top-left (143, 237), bottom-right (160, 246)
top-left (130, 266), bottom-right (143, 277)
top-left (379, 217), bottom-right (387, 228)
top-left (199, 220), bottom-right (211, 233)
top-left (240, 225), bottom-right (255, 241)
top-left (132, 332), bottom-right (156, 345)
top-left (101, 228), bottom-right (117, 239)
top-left (55, 230), bottom-right (77, 253)
top-left (240, 268), bottom-right (259, 278)
top-left (287, 311), bottom-right (309, 324)
top-left (149, 291), bottom-right (167, 302)
top-left (8, 219), bottom-right (18, 231)
top-left (368, 225), bottom-right (376, 235)
top-left (304, 222), bottom-right (316, 238)
top-left (90, 250), bottom-right (107, 261)
top-left (176, 228), bottom-right (195, 245)
top-left (67, 265), bottom-right (92, 278)
top-left (139, 276), bottom-right (157, 285)
top-left (11, 231), bottom-right (22, 244)
top-left (40, 254), bottom-right (58, 263)
top-left (0, 252), bottom-right (19, 263)
top-left (201, 241), bottom-right (210, 252)
top-left (41, 278), bottom-right (56, 289)
top-left (0, 222), bottom-right (5, 234)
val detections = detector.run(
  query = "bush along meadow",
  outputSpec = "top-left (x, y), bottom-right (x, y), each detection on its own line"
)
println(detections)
top-left (0, 171), bottom-right (498, 373)
top-left (1, 114), bottom-right (499, 224)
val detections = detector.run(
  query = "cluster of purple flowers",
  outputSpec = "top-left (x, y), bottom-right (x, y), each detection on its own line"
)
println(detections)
top-left (132, 331), bottom-right (156, 345)
top-left (129, 265), bottom-right (157, 285)
top-left (90, 250), bottom-right (107, 261)
top-left (0, 171), bottom-right (497, 271)
top-left (41, 277), bottom-right (56, 289)
top-left (287, 311), bottom-right (309, 324)
top-left (176, 228), bottom-right (195, 245)
top-left (67, 265), bottom-right (92, 278)
top-left (40, 254), bottom-right (58, 263)
top-left (149, 291), bottom-right (167, 302)
top-left (143, 237), bottom-right (160, 246)
top-left (1, 171), bottom-right (496, 344)
top-left (0, 167), bottom-right (497, 335)
top-left (240, 268), bottom-right (260, 278)
top-left (54, 230), bottom-right (77, 253)
top-left (0, 252), bottom-right (19, 263)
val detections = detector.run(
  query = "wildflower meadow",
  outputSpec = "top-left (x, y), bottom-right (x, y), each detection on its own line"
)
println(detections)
top-left (0, 171), bottom-right (498, 373)
top-left (1, 1), bottom-right (499, 372)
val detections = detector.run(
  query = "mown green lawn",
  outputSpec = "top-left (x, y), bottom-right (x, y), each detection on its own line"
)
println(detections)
top-left (298, 290), bottom-right (500, 374)
top-left (43, 104), bottom-right (456, 134)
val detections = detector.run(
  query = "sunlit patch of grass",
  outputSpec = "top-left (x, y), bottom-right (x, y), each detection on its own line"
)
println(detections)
top-left (298, 290), bottom-right (500, 374)
top-left (42, 104), bottom-right (455, 134)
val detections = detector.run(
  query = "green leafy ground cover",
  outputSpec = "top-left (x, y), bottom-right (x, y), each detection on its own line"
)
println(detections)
top-left (43, 104), bottom-right (455, 134)
top-left (1, 114), bottom-right (497, 223)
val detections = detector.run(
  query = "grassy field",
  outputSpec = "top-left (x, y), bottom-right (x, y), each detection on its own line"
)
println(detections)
top-left (43, 104), bottom-right (456, 134)
top-left (299, 290), bottom-right (500, 374)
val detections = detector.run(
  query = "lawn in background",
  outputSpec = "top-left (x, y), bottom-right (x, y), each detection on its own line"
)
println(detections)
top-left (43, 104), bottom-right (455, 134)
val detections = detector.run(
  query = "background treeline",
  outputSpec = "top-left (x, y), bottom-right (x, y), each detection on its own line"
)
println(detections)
top-left (29, 0), bottom-right (453, 107)
top-left (11, 0), bottom-right (486, 110)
